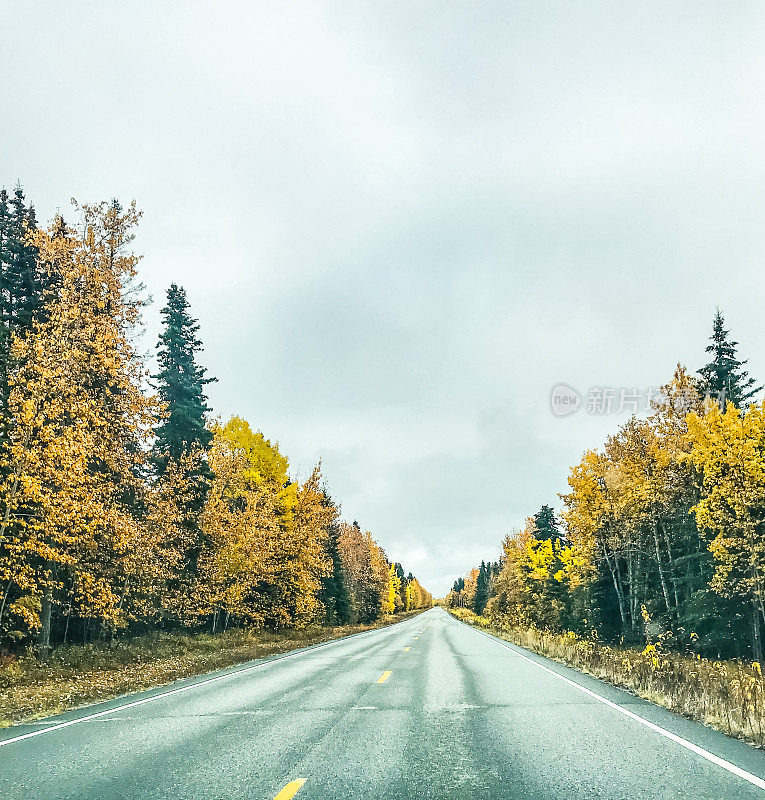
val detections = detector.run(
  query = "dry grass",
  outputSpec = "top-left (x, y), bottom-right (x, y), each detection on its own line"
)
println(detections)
top-left (449, 607), bottom-right (765, 748)
top-left (0, 611), bottom-right (424, 727)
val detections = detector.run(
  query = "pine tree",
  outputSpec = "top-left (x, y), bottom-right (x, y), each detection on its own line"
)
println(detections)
top-left (698, 310), bottom-right (759, 409)
top-left (533, 504), bottom-right (563, 542)
top-left (153, 284), bottom-right (216, 470)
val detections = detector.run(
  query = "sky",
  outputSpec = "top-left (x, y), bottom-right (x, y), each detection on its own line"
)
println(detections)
top-left (3, 3), bottom-right (765, 596)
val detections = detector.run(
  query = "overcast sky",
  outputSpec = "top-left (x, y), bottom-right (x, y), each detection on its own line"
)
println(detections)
top-left (3, 3), bottom-right (765, 595)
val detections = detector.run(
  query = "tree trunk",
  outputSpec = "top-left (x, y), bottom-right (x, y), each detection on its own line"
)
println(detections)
top-left (602, 544), bottom-right (627, 636)
top-left (0, 580), bottom-right (10, 631)
top-left (652, 520), bottom-right (673, 617)
top-left (38, 591), bottom-right (53, 658)
top-left (658, 517), bottom-right (681, 611)
top-left (627, 543), bottom-right (637, 631)
top-left (752, 601), bottom-right (763, 667)
top-left (63, 607), bottom-right (71, 644)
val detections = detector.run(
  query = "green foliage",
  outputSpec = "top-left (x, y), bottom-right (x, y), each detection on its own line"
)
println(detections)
top-left (152, 283), bottom-right (216, 472)
top-left (320, 520), bottom-right (352, 625)
top-left (474, 561), bottom-right (489, 614)
top-left (532, 504), bottom-right (563, 542)
top-left (697, 309), bottom-right (759, 408)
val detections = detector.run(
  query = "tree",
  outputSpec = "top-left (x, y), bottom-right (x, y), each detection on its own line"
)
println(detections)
top-left (320, 514), bottom-right (352, 625)
top-left (152, 284), bottom-right (216, 602)
top-left (698, 310), bottom-right (759, 409)
top-left (152, 283), bottom-right (216, 472)
top-left (386, 563), bottom-right (400, 615)
top-left (0, 185), bottom-right (53, 448)
top-left (281, 463), bottom-right (333, 626)
top-left (215, 416), bottom-right (297, 526)
top-left (533, 505), bottom-right (564, 543)
top-left (337, 522), bottom-right (392, 623)
top-left (488, 527), bottom-right (534, 624)
top-left (686, 401), bottom-right (765, 664)
top-left (474, 561), bottom-right (489, 614)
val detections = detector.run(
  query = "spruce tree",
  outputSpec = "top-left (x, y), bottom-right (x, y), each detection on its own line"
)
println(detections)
top-left (153, 283), bottom-right (216, 472)
top-left (152, 285), bottom-right (216, 603)
top-left (395, 562), bottom-right (407, 609)
top-left (0, 185), bottom-right (50, 435)
top-left (474, 561), bottom-right (489, 614)
top-left (321, 518), bottom-right (351, 625)
top-left (533, 504), bottom-right (562, 542)
top-left (698, 310), bottom-right (759, 409)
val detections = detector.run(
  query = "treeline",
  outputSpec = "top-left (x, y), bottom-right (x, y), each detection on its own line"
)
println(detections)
top-left (449, 311), bottom-right (765, 663)
top-left (0, 186), bottom-right (431, 652)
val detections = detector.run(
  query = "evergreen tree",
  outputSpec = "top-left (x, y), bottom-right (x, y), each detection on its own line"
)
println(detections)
top-left (0, 185), bottom-right (44, 331)
top-left (320, 517), bottom-right (352, 625)
top-left (0, 185), bottom-right (51, 438)
top-left (474, 560), bottom-right (489, 614)
top-left (394, 562), bottom-right (407, 610)
top-left (152, 284), bottom-right (216, 606)
top-left (698, 310), bottom-right (759, 409)
top-left (533, 504), bottom-right (563, 542)
top-left (153, 283), bottom-right (216, 471)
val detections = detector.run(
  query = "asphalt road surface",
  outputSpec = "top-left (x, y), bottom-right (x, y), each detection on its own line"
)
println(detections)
top-left (1, 607), bottom-right (764, 799)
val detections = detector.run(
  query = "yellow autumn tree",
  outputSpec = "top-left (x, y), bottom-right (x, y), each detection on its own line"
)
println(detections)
top-left (0, 202), bottom-right (159, 650)
top-left (283, 463), bottom-right (334, 626)
top-left (196, 419), bottom-right (333, 630)
top-left (195, 427), bottom-right (281, 629)
top-left (386, 563), bottom-right (400, 615)
top-left (686, 400), bottom-right (765, 663)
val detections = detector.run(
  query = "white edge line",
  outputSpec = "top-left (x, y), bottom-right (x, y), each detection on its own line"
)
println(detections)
top-left (0, 617), bottom-right (417, 749)
top-left (457, 618), bottom-right (765, 792)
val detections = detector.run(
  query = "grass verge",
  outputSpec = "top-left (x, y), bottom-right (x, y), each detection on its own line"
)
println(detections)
top-left (0, 611), bottom-right (424, 727)
top-left (448, 607), bottom-right (765, 748)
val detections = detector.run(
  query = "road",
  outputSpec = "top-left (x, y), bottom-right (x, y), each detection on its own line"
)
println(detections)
top-left (1, 607), bottom-right (764, 799)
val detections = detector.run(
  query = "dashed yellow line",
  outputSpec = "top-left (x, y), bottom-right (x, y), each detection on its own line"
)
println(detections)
top-left (273, 779), bottom-right (306, 800)
top-left (403, 646), bottom-right (411, 652)
top-left (377, 670), bottom-right (392, 684)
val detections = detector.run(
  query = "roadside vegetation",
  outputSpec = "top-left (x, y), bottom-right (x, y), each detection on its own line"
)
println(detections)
top-left (0, 185), bottom-right (431, 670)
top-left (450, 606), bottom-right (765, 747)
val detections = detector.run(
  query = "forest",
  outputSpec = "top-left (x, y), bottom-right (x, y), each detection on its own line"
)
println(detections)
top-left (0, 186), bottom-right (431, 655)
top-left (450, 311), bottom-right (765, 664)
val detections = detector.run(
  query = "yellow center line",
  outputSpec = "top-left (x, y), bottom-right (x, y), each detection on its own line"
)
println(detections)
top-left (273, 779), bottom-right (306, 800)
top-left (403, 646), bottom-right (411, 652)
top-left (377, 670), bottom-right (392, 684)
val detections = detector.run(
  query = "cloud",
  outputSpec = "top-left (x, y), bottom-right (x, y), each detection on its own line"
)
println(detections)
top-left (3, 2), bottom-right (765, 594)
